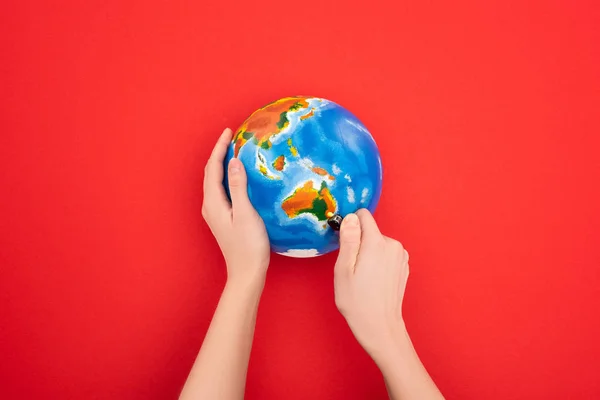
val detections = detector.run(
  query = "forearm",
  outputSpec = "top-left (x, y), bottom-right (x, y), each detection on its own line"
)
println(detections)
top-left (373, 326), bottom-right (444, 400)
top-left (179, 278), bottom-right (264, 400)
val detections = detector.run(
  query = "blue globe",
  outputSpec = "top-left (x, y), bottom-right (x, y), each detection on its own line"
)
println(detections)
top-left (224, 96), bottom-right (382, 257)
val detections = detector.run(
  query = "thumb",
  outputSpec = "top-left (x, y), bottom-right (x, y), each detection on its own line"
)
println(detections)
top-left (334, 213), bottom-right (362, 279)
top-left (228, 158), bottom-right (253, 217)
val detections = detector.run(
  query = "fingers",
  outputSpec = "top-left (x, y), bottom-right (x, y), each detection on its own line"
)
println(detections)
top-left (355, 209), bottom-right (381, 241)
top-left (209, 127), bottom-right (234, 163)
top-left (228, 158), bottom-right (254, 218)
top-left (334, 213), bottom-right (362, 279)
top-left (203, 128), bottom-right (234, 213)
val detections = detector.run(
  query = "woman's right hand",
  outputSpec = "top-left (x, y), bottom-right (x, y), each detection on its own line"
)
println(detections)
top-left (333, 209), bottom-right (410, 362)
top-left (334, 210), bottom-right (444, 399)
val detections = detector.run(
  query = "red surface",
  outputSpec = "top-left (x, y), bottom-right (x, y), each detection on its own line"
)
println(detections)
top-left (1, 1), bottom-right (599, 399)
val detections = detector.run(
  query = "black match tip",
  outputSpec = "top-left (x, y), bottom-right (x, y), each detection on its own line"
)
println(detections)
top-left (327, 214), bottom-right (343, 231)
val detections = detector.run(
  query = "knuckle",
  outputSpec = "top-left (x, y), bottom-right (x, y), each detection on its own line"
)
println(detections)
top-left (228, 176), bottom-right (240, 187)
top-left (340, 234), bottom-right (361, 246)
top-left (334, 296), bottom-right (346, 314)
top-left (387, 238), bottom-right (404, 252)
top-left (333, 265), bottom-right (346, 279)
top-left (375, 237), bottom-right (387, 251)
top-left (333, 262), bottom-right (343, 275)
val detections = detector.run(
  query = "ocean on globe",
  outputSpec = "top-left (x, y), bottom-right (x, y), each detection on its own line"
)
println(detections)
top-left (224, 96), bottom-right (382, 258)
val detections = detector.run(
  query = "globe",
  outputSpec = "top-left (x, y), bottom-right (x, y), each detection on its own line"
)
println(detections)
top-left (224, 96), bottom-right (382, 257)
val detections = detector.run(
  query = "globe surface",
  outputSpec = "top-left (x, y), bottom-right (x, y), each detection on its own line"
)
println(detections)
top-left (224, 96), bottom-right (382, 257)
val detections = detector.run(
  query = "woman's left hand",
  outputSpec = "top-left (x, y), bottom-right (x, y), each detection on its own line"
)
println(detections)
top-left (202, 128), bottom-right (270, 289)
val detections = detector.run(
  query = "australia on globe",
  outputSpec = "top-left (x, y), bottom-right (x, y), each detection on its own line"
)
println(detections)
top-left (224, 96), bottom-right (382, 258)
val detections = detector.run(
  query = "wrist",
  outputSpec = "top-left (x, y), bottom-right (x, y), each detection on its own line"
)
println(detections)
top-left (224, 273), bottom-right (265, 300)
top-left (368, 321), bottom-right (413, 366)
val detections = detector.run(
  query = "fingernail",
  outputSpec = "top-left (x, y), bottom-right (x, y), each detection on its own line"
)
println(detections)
top-left (344, 213), bottom-right (358, 226)
top-left (229, 158), bottom-right (241, 174)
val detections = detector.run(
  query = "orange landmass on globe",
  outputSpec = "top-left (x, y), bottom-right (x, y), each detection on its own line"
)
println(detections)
top-left (281, 181), bottom-right (336, 221)
top-left (272, 155), bottom-right (286, 171)
top-left (311, 166), bottom-right (335, 180)
top-left (300, 110), bottom-right (314, 120)
top-left (232, 97), bottom-right (312, 157)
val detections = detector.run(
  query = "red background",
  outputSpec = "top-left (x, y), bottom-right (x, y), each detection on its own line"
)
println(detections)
top-left (1, 0), bottom-right (599, 399)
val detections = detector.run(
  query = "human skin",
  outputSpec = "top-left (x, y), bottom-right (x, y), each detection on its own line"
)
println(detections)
top-left (179, 128), bottom-right (444, 400)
